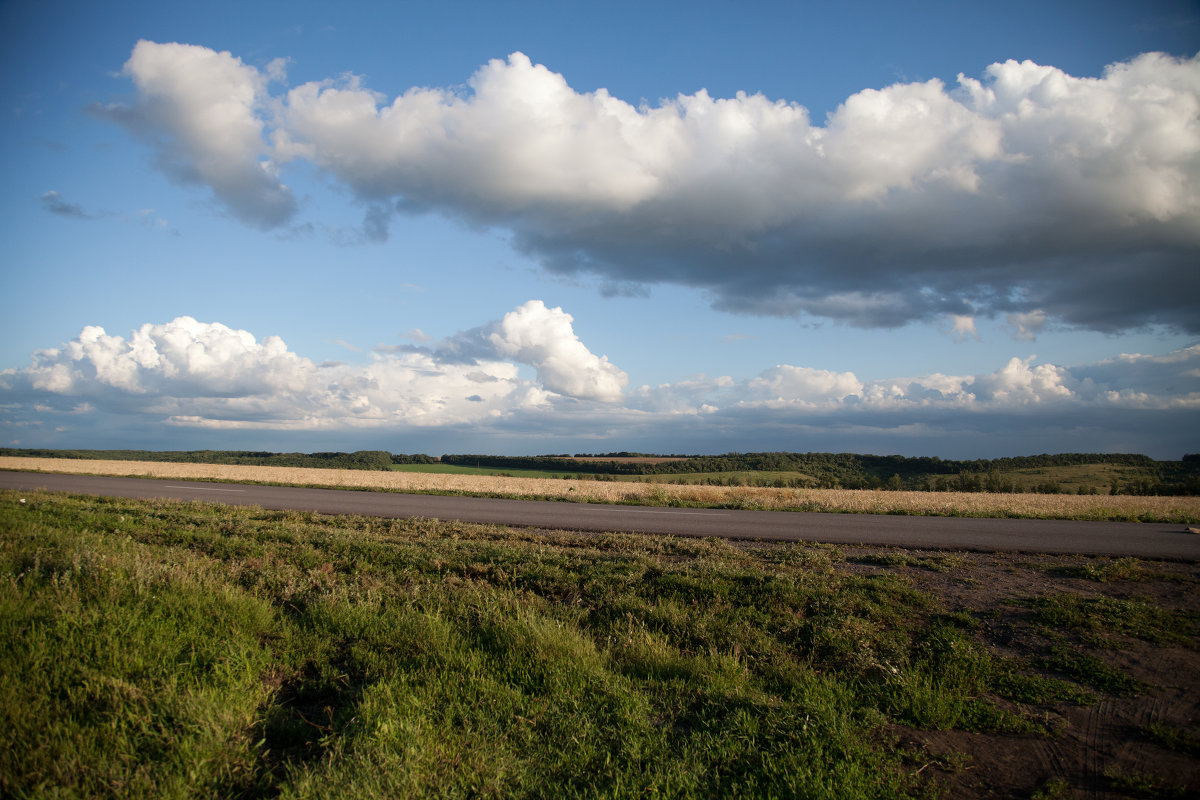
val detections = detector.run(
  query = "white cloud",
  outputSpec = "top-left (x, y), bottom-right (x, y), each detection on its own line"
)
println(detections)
top-left (949, 315), bottom-right (979, 342)
top-left (102, 45), bottom-right (1200, 333)
top-left (93, 40), bottom-right (296, 228)
top-left (0, 303), bottom-right (627, 430)
top-left (2, 314), bottom-right (1198, 457)
top-left (743, 365), bottom-right (864, 407)
top-left (487, 300), bottom-right (627, 401)
top-left (970, 356), bottom-right (1076, 405)
top-left (1006, 310), bottom-right (1048, 341)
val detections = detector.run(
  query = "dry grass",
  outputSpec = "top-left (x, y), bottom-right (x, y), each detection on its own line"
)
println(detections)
top-left (4, 456), bottom-right (1198, 522)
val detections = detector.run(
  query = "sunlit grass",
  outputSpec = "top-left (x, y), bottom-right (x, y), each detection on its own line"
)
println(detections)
top-left (6, 489), bottom-right (1167, 799)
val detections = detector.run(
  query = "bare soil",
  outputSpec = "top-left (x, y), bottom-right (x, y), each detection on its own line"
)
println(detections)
top-left (836, 548), bottom-right (1200, 799)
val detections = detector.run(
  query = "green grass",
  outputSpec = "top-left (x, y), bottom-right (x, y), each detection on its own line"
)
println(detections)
top-left (1142, 721), bottom-right (1200, 757)
top-left (1031, 777), bottom-right (1073, 800)
top-left (1103, 766), bottom-right (1189, 798)
top-left (1029, 593), bottom-right (1198, 648)
top-left (1051, 556), bottom-right (1147, 582)
top-left (998, 463), bottom-right (1155, 493)
top-left (0, 489), bottom-right (1173, 799)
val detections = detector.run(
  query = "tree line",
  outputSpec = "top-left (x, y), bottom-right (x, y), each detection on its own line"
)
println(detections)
top-left (0, 448), bottom-right (431, 471)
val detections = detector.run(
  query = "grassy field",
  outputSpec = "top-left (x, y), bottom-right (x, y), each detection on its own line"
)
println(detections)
top-left (4, 489), bottom-right (1197, 798)
top-left (4, 457), bottom-right (1199, 523)
top-left (994, 463), bottom-right (1154, 492)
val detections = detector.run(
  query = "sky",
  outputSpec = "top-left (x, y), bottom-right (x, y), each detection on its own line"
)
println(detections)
top-left (2, 0), bottom-right (1198, 460)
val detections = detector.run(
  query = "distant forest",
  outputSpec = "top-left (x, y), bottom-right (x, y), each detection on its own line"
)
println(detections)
top-left (5, 448), bottom-right (1199, 495)
top-left (0, 449), bottom-right (431, 472)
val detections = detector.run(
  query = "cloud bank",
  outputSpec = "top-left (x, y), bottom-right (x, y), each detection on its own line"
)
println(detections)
top-left (0, 303), bottom-right (624, 432)
top-left (98, 42), bottom-right (1200, 332)
top-left (4, 306), bottom-right (1197, 457)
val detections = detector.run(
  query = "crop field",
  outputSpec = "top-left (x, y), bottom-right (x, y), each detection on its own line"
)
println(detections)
top-left (388, 463), bottom-right (580, 480)
top-left (3, 490), bottom-right (1197, 798)
top-left (3, 456), bottom-right (1199, 523)
top-left (634, 469), bottom-right (820, 486)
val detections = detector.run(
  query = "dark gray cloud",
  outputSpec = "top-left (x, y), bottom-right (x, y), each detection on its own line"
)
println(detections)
top-left (40, 190), bottom-right (93, 219)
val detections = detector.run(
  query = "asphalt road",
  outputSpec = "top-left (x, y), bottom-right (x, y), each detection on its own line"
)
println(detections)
top-left (3, 470), bottom-right (1199, 559)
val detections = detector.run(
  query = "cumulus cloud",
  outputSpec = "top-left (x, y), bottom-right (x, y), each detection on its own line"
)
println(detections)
top-left (102, 44), bottom-right (1200, 332)
top-left (0, 302), bottom-right (627, 432)
top-left (487, 301), bottom-right (627, 401)
top-left (91, 40), bottom-right (295, 228)
top-left (3, 311), bottom-right (1197, 456)
top-left (620, 347), bottom-right (1200, 419)
top-left (743, 366), bottom-right (864, 407)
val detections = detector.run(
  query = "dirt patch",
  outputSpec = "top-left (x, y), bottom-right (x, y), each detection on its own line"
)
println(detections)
top-left (839, 548), bottom-right (1200, 798)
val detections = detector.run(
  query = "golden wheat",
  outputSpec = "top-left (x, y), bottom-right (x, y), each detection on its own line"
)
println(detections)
top-left (3, 456), bottom-right (1197, 522)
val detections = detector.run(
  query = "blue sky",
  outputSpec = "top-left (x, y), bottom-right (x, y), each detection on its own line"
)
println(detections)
top-left (2, 0), bottom-right (1198, 459)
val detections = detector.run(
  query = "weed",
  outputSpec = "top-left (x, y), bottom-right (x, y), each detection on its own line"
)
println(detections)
top-left (992, 670), bottom-right (1098, 706)
top-left (1031, 777), bottom-right (1073, 799)
top-left (1030, 593), bottom-right (1197, 647)
top-left (1103, 766), bottom-right (1188, 798)
top-left (1053, 556), bottom-right (1145, 582)
top-left (1142, 721), bottom-right (1200, 756)
top-left (1037, 646), bottom-right (1143, 697)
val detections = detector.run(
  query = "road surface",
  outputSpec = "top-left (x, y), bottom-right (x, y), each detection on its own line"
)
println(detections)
top-left (3, 471), bottom-right (1198, 559)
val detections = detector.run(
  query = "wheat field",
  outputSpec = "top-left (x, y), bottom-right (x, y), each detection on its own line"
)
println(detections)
top-left (4, 456), bottom-right (1199, 522)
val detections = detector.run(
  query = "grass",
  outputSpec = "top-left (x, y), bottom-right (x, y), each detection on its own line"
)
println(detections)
top-left (1141, 721), bottom-right (1200, 757)
top-left (1028, 593), bottom-right (1198, 648)
top-left (5, 456), bottom-right (1200, 523)
top-left (997, 463), bottom-right (1158, 493)
top-left (1051, 556), bottom-right (1147, 582)
top-left (1031, 777), bottom-right (1073, 800)
top-left (5, 489), bottom-right (1169, 799)
top-left (1103, 766), bottom-right (1189, 798)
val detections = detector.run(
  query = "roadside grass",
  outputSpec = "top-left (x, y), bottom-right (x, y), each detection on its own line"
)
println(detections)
top-left (3, 490), bottom-right (1172, 799)
top-left (1103, 766), bottom-right (1189, 798)
top-left (1028, 593), bottom-right (1198, 648)
top-left (1051, 556), bottom-right (1148, 582)
top-left (5, 457), bottom-right (1199, 523)
top-left (1141, 721), bottom-right (1200, 757)
top-left (976, 587), bottom-right (1200, 703)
